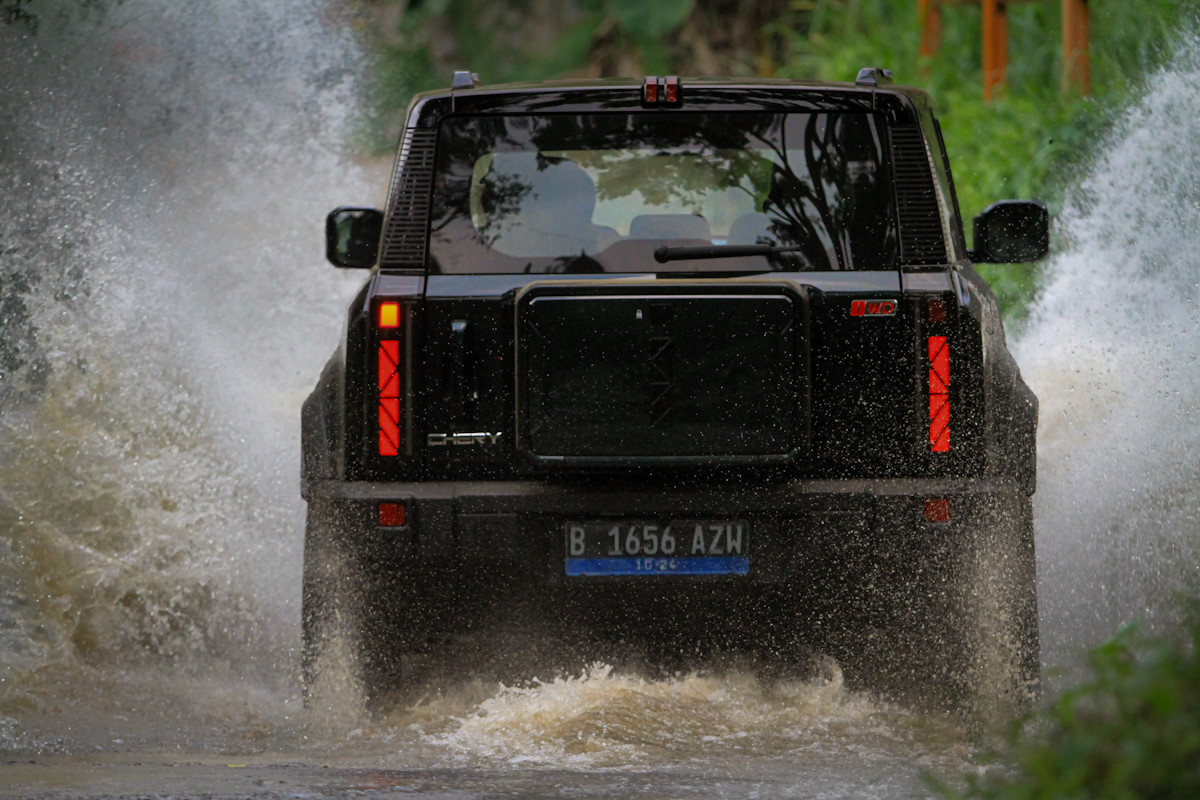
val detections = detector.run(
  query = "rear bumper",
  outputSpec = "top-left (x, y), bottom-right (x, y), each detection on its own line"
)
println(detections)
top-left (304, 476), bottom-right (1026, 585)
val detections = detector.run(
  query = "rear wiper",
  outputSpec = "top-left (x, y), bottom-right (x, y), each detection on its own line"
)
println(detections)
top-left (653, 244), bottom-right (805, 263)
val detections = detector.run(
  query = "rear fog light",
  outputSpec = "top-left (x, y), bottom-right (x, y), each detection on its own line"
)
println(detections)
top-left (924, 498), bottom-right (951, 523)
top-left (378, 502), bottom-right (406, 527)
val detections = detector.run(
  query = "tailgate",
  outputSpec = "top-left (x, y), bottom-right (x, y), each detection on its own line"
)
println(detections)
top-left (516, 282), bottom-right (809, 463)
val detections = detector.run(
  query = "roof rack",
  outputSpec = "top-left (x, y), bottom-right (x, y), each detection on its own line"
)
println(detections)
top-left (855, 67), bottom-right (894, 87)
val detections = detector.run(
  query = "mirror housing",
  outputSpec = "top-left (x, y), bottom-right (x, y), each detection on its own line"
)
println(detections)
top-left (969, 200), bottom-right (1049, 264)
top-left (325, 207), bottom-right (383, 268)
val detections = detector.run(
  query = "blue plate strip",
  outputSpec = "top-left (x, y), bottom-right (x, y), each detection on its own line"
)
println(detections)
top-left (565, 556), bottom-right (749, 577)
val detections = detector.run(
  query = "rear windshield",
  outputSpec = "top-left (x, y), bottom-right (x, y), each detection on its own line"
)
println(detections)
top-left (428, 112), bottom-right (897, 274)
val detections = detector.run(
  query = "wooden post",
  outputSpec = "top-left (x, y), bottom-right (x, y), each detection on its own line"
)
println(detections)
top-left (1062, 0), bottom-right (1090, 95)
top-left (919, 0), bottom-right (943, 64)
top-left (921, 0), bottom-right (1086, 99)
top-left (982, 0), bottom-right (1008, 100)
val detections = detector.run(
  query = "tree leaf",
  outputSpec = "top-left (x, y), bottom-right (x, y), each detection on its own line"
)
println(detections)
top-left (604, 0), bottom-right (693, 40)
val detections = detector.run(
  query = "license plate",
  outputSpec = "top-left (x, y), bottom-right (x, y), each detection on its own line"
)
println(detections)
top-left (564, 520), bottom-right (749, 576)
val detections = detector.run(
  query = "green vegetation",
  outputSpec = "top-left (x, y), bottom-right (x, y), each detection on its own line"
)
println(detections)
top-left (933, 618), bottom-right (1200, 799)
top-left (361, 0), bottom-right (1190, 315)
top-left (358, 0), bottom-right (781, 151)
top-left (771, 0), bottom-right (1190, 316)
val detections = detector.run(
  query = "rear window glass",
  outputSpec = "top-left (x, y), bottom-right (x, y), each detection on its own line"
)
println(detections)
top-left (428, 112), bottom-right (897, 274)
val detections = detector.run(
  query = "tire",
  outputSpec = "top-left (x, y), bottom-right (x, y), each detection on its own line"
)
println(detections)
top-left (838, 492), bottom-right (1039, 725)
top-left (957, 492), bottom-right (1040, 723)
top-left (301, 499), bottom-right (401, 714)
top-left (302, 499), bottom-right (453, 713)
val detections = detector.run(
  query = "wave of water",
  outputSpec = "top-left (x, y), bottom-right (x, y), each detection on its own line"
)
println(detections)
top-left (419, 662), bottom-right (919, 766)
top-left (1015, 40), bottom-right (1200, 672)
top-left (0, 0), bottom-right (373, 750)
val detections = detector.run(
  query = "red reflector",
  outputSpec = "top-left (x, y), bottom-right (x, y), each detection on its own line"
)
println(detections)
top-left (924, 498), bottom-right (951, 523)
top-left (379, 398), bottom-right (400, 455)
top-left (378, 502), bottom-right (406, 527)
top-left (643, 76), bottom-right (658, 104)
top-left (378, 302), bottom-right (401, 329)
top-left (928, 336), bottom-right (949, 452)
top-left (378, 341), bottom-right (400, 393)
top-left (378, 340), bottom-right (401, 456)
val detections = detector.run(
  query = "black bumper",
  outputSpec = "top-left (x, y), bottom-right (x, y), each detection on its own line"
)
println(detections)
top-left (303, 477), bottom-right (1026, 585)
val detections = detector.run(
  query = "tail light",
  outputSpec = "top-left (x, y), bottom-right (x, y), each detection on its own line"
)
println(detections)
top-left (378, 301), bottom-right (401, 329)
top-left (376, 300), bottom-right (406, 457)
top-left (378, 501), bottom-right (406, 527)
top-left (642, 75), bottom-right (682, 106)
top-left (928, 335), bottom-right (949, 452)
top-left (924, 498), bottom-right (951, 523)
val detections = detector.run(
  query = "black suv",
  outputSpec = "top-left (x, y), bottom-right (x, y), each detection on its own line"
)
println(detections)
top-left (302, 69), bottom-right (1045, 715)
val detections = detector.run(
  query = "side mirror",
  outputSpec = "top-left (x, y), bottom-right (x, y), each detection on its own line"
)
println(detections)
top-left (325, 207), bottom-right (383, 268)
top-left (969, 200), bottom-right (1049, 263)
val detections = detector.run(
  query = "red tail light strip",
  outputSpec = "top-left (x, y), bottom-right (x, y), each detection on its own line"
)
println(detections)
top-left (928, 336), bottom-right (949, 452)
top-left (378, 339), bottom-right (401, 456)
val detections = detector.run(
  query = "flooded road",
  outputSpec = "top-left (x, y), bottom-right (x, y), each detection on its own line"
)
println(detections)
top-left (2, 1), bottom-right (1199, 797)
top-left (4, 752), bottom-right (962, 800)
top-left (2, 667), bottom-right (971, 798)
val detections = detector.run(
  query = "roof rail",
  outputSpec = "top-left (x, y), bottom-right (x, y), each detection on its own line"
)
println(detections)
top-left (452, 70), bottom-right (481, 90)
top-left (855, 67), bottom-right (894, 87)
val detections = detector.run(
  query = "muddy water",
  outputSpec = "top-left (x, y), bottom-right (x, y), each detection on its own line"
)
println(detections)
top-left (0, 0), bottom-right (360, 765)
top-left (1, 2), bottom-right (1197, 797)
top-left (0, 665), bottom-right (971, 798)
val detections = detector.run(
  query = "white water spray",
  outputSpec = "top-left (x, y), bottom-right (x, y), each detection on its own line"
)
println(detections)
top-left (0, 1), bottom-right (377, 750)
top-left (1016, 41), bottom-right (1200, 671)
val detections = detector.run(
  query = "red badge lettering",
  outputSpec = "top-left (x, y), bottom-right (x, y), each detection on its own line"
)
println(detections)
top-left (851, 299), bottom-right (897, 317)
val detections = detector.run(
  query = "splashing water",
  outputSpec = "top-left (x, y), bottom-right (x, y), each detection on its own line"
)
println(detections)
top-left (422, 661), bottom-right (903, 767)
top-left (1, 1), bottom-right (1198, 790)
top-left (1015, 41), bottom-right (1200, 673)
top-left (0, 0), bottom-right (374, 750)
top-left (289, 660), bottom-right (970, 797)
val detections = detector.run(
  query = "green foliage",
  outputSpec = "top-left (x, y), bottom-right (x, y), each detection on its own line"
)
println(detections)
top-left (446, 14), bottom-right (597, 86)
top-left (363, 0), bottom-right (1190, 315)
top-left (365, 0), bottom-right (697, 144)
top-left (582, 0), bottom-right (695, 41)
top-left (356, 2), bottom-right (443, 152)
top-left (934, 620), bottom-right (1200, 799)
top-left (770, 0), bottom-right (1191, 317)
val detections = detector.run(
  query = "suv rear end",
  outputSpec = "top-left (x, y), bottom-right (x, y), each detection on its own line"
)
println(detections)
top-left (302, 70), bottom-right (1045, 718)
